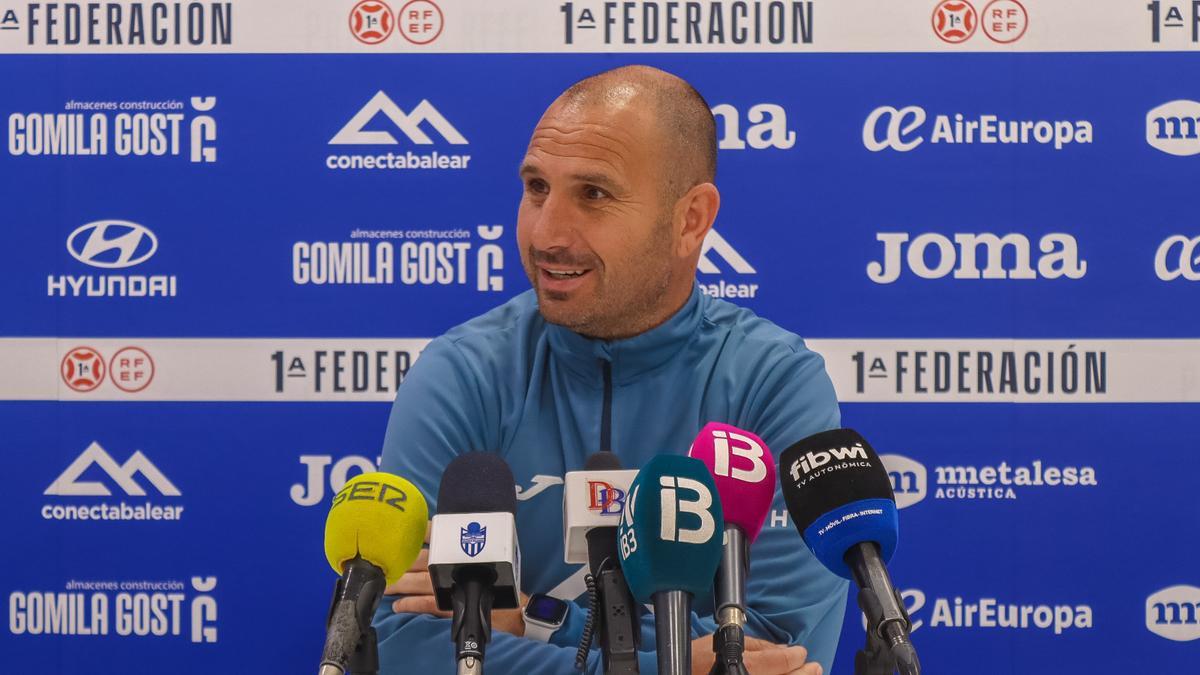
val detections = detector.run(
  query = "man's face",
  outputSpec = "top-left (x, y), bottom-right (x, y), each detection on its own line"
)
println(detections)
top-left (517, 102), bottom-right (677, 339)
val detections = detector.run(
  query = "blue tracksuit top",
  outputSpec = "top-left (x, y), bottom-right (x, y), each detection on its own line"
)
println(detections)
top-left (375, 283), bottom-right (849, 674)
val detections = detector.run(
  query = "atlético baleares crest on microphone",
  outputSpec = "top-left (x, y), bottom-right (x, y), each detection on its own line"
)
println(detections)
top-left (460, 521), bottom-right (487, 557)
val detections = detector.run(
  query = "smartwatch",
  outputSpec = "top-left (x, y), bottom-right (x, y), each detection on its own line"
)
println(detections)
top-left (522, 593), bottom-right (569, 642)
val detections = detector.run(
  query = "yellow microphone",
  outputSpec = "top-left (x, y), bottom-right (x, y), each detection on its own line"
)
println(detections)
top-left (319, 472), bottom-right (428, 675)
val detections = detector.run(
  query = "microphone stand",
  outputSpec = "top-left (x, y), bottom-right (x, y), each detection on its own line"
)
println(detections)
top-left (319, 556), bottom-right (382, 675)
top-left (847, 544), bottom-right (920, 675)
top-left (708, 527), bottom-right (749, 675)
top-left (653, 590), bottom-right (692, 675)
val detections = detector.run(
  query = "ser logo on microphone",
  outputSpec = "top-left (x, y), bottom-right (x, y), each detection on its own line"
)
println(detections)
top-left (711, 429), bottom-right (768, 483)
top-left (659, 477), bottom-right (716, 544)
top-left (587, 480), bottom-right (626, 515)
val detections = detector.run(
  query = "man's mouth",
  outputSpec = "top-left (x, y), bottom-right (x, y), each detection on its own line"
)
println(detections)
top-left (538, 266), bottom-right (592, 290)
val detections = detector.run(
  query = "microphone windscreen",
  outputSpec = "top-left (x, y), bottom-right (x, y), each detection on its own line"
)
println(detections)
top-left (437, 452), bottom-right (517, 515)
top-left (617, 455), bottom-right (724, 603)
top-left (687, 422), bottom-right (776, 542)
top-left (324, 472), bottom-right (429, 585)
top-left (584, 451), bottom-right (623, 471)
top-left (778, 429), bottom-right (898, 579)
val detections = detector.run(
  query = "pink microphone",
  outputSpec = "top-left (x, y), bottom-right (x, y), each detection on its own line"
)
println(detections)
top-left (688, 421), bottom-right (777, 672)
top-left (688, 422), bottom-right (777, 543)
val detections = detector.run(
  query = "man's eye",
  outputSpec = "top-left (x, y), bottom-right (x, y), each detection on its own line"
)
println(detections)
top-left (525, 179), bottom-right (548, 195)
top-left (584, 186), bottom-right (609, 200)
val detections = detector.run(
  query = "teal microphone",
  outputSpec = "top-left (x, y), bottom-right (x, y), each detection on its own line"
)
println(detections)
top-left (617, 455), bottom-right (725, 675)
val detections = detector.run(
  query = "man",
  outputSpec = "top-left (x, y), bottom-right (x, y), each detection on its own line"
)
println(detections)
top-left (374, 65), bottom-right (846, 674)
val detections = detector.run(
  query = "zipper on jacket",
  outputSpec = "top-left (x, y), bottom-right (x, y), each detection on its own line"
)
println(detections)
top-left (600, 359), bottom-right (613, 453)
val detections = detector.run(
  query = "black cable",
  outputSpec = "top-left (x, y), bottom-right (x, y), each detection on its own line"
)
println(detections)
top-left (574, 571), bottom-right (600, 670)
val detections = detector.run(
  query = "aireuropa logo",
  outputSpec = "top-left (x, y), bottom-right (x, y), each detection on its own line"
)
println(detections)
top-left (1156, 235), bottom-right (1200, 281)
top-left (42, 442), bottom-right (183, 522)
top-left (879, 453), bottom-right (1097, 504)
top-left (49, 220), bottom-right (178, 298)
top-left (878, 589), bottom-right (1092, 634)
top-left (863, 106), bottom-right (1092, 152)
top-left (1146, 585), bottom-right (1200, 641)
top-left (879, 454), bottom-right (927, 508)
top-left (326, 91), bottom-right (469, 171)
top-left (698, 229), bottom-right (759, 299)
top-left (1147, 100), bottom-right (1200, 156)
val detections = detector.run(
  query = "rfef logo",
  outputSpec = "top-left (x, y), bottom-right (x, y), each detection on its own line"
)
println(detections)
top-left (1155, 235), bottom-right (1200, 281)
top-left (1146, 100), bottom-right (1200, 156)
top-left (349, 1), bottom-right (394, 44)
top-left (60, 347), bottom-right (105, 392)
top-left (460, 522), bottom-right (487, 557)
top-left (1146, 585), bottom-right (1200, 641)
top-left (932, 1), bottom-right (976, 43)
top-left (587, 481), bottom-right (626, 515)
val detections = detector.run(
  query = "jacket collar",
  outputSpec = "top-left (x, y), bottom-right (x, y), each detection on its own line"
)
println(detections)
top-left (545, 284), bottom-right (706, 384)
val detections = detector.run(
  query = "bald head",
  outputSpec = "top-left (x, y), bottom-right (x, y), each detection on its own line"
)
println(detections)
top-left (552, 65), bottom-right (717, 205)
top-left (517, 65), bottom-right (722, 340)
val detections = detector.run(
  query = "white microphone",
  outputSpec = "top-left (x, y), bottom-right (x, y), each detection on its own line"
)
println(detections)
top-left (562, 457), bottom-right (637, 564)
top-left (427, 453), bottom-right (521, 675)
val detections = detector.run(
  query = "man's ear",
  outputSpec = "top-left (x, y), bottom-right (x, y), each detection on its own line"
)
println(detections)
top-left (674, 182), bottom-right (721, 258)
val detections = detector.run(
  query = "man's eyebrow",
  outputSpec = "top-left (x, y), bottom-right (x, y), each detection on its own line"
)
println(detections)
top-left (518, 164), bottom-right (628, 192)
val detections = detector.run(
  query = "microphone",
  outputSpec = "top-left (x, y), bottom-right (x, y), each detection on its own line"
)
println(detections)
top-left (428, 453), bottom-right (521, 675)
top-left (778, 429), bottom-right (920, 675)
top-left (320, 472), bottom-right (429, 675)
top-left (617, 455), bottom-right (724, 675)
top-left (563, 451), bottom-right (640, 673)
top-left (688, 423), bottom-right (777, 674)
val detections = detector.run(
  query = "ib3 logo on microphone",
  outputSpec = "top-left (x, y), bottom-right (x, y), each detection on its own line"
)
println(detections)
top-left (460, 522), bottom-right (487, 557)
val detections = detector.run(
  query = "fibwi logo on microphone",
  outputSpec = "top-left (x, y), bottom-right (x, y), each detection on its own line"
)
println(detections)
top-left (586, 480), bottom-right (626, 515)
top-left (460, 522), bottom-right (487, 557)
top-left (787, 442), bottom-right (871, 480)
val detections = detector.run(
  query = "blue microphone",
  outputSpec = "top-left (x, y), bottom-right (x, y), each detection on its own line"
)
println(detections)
top-left (617, 455), bottom-right (724, 675)
top-left (778, 429), bottom-right (920, 675)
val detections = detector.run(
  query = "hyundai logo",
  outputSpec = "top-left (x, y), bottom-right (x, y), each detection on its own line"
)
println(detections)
top-left (67, 220), bottom-right (158, 269)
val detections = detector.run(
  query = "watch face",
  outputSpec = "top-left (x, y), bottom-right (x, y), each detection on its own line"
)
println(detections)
top-left (526, 594), bottom-right (568, 625)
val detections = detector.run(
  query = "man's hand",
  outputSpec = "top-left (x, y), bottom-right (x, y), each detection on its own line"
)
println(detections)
top-left (691, 634), bottom-right (822, 675)
top-left (384, 522), bottom-right (527, 637)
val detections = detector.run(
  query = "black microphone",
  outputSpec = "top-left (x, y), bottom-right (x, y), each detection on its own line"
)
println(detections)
top-left (569, 451), bottom-right (640, 674)
top-left (428, 453), bottom-right (521, 675)
top-left (778, 429), bottom-right (920, 675)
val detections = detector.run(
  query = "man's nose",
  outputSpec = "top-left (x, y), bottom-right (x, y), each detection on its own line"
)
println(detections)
top-left (528, 193), bottom-right (578, 250)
